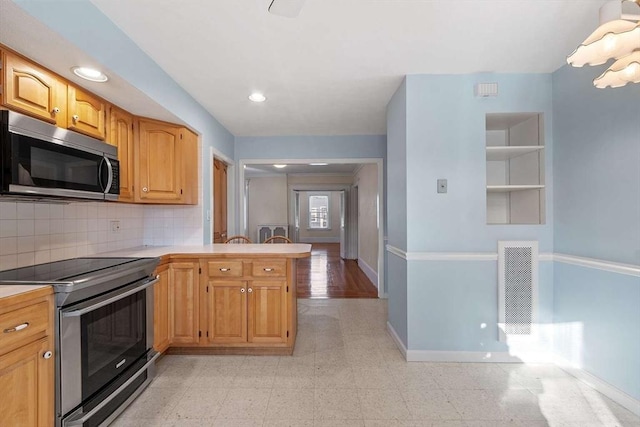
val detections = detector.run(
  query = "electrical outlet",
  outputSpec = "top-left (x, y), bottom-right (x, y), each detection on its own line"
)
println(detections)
top-left (110, 220), bottom-right (121, 232)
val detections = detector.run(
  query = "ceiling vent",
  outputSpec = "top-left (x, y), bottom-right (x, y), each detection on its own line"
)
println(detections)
top-left (475, 83), bottom-right (499, 97)
top-left (268, 0), bottom-right (306, 18)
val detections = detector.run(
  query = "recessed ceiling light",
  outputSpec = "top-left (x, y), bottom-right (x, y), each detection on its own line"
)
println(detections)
top-left (273, 164), bottom-right (287, 169)
top-left (249, 92), bottom-right (266, 102)
top-left (71, 66), bottom-right (108, 82)
top-left (309, 163), bottom-right (328, 166)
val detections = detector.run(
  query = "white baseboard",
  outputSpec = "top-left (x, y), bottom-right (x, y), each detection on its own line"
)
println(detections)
top-left (358, 257), bottom-right (378, 287)
top-left (299, 237), bottom-right (340, 243)
top-left (554, 355), bottom-right (640, 416)
top-left (386, 321), bottom-right (407, 359)
top-left (405, 350), bottom-right (554, 363)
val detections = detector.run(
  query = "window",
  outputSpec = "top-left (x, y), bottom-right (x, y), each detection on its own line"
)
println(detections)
top-left (308, 193), bottom-right (330, 229)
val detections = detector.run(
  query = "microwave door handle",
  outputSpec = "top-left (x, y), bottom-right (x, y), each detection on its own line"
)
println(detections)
top-left (103, 157), bottom-right (113, 193)
top-left (98, 157), bottom-right (106, 192)
top-left (62, 277), bottom-right (159, 318)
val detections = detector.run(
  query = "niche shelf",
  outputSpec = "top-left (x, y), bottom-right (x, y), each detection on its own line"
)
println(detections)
top-left (486, 113), bottom-right (545, 225)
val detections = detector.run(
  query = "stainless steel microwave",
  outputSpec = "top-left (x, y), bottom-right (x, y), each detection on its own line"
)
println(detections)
top-left (0, 110), bottom-right (120, 201)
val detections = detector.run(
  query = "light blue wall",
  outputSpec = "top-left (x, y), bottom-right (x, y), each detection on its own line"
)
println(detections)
top-left (14, 0), bottom-right (235, 244)
top-left (405, 74), bottom-right (554, 253)
top-left (386, 79), bottom-right (408, 344)
top-left (388, 255), bottom-right (408, 345)
top-left (408, 260), bottom-right (553, 351)
top-left (234, 135), bottom-right (386, 160)
top-left (554, 264), bottom-right (640, 400)
top-left (552, 64), bottom-right (640, 400)
top-left (386, 79), bottom-right (408, 251)
top-left (553, 65), bottom-right (640, 265)
top-left (398, 73), bottom-right (554, 352)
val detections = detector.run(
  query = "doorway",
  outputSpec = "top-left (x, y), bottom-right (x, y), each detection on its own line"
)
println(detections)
top-left (212, 158), bottom-right (228, 243)
top-left (240, 159), bottom-right (384, 297)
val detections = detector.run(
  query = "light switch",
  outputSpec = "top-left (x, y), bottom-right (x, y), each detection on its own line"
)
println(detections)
top-left (437, 179), bottom-right (447, 193)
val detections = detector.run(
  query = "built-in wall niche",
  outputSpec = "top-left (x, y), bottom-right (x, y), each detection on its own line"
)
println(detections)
top-left (486, 113), bottom-right (545, 225)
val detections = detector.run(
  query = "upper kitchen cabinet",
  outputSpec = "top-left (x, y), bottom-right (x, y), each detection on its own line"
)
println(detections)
top-left (107, 107), bottom-right (135, 202)
top-left (67, 85), bottom-right (107, 140)
top-left (135, 118), bottom-right (198, 204)
top-left (0, 51), bottom-right (66, 127)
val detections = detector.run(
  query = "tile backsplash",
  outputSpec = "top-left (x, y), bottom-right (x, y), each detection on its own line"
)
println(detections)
top-left (0, 201), bottom-right (144, 271)
top-left (142, 205), bottom-right (203, 247)
top-left (0, 200), bottom-right (204, 271)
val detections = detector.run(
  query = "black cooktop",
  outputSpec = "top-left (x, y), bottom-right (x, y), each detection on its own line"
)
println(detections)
top-left (0, 257), bottom-right (140, 282)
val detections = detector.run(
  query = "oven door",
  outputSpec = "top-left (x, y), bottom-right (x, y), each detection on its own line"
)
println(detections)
top-left (59, 276), bottom-right (156, 416)
top-left (7, 130), bottom-right (115, 199)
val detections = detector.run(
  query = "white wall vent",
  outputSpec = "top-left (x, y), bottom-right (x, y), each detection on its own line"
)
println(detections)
top-left (475, 83), bottom-right (498, 97)
top-left (498, 241), bottom-right (538, 342)
top-left (257, 224), bottom-right (289, 243)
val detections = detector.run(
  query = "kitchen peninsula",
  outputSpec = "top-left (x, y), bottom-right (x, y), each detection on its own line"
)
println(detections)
top-left (103, 244), bottom-right (311, 356)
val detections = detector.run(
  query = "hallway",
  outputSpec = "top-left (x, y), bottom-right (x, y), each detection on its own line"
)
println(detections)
top-left (296, 243), bottom-right (378, 299)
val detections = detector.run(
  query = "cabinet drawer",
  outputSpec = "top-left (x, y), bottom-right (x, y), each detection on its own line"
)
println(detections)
top-left (207, 261), bottom-right (243, 277)
top-left (252, 260), bottom-right (287, 277)
top-left (0, 301), bottom-right (49, 354)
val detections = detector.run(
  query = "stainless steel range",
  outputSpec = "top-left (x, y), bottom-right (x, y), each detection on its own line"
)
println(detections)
top-left (0, 257), bottom-right (160, 427)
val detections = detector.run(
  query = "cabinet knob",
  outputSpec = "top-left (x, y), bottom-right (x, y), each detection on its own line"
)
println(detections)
top-left (72, 114), bottom-right (79, 122)
top-left (142, 187), bottom-right (148, 193)
top-left (43, 351), bottom-right (52, 359)
top-left (263, 268), bottom-right (273, 272)
top-left (248, 288), bottom-right (253, 293)
top-left (52, 107), bottom-right (60, 114)
top-left (219, 267), bottom-right (231, 272)
top-left (240, 288), bottom-right (246, 293)
top-left (3, 322), bottom-right (29, 333)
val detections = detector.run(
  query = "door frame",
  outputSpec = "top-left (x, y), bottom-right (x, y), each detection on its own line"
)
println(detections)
top-left (238, 158), bottom-right (385, 298)
top-left (209, 147), bottom-right (235, 243)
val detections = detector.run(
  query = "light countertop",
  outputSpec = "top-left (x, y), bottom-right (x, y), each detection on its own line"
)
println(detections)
top-left (0, 284), bottom-right (51, 299)
top-left (98, 244), bottom-right (312, 259)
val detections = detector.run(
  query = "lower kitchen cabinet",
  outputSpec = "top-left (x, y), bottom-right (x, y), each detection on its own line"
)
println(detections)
top-left (168, 261), bottom-right (200, 345)
top-left (158, 256), bottom-right (298, 354)
top-left (206, 280), bottom-right (248, 344)
top-left (203, 279), bottom-right (287, 346)
top-left (153, 264), bottom-right (170, 353)
top-left (248, 280), bottom-right (288, 344)
top-left (0, 288), bottom-right (54, 427)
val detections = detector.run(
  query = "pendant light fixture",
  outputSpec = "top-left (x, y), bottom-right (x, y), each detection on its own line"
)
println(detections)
top-left (567, 0), bottom-right (640, 88)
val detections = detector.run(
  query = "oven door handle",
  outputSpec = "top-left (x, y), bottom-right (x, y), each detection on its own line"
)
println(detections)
top-left (64, 351), bottom-right (160, 426)
top-left (62, 276), bottom-right (159, 318)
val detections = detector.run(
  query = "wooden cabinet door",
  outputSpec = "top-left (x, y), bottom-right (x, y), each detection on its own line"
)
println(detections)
top-left (207, 281), bottom-right (247, 344)
top-left (213, 159), bottom-right (228, 242)
top-left (153, 266), bottom-right (170, 353)
top-left (181, 129), bottom-right (198, 205)
top-left (0, 337), bottom-right (53, 427)
top-left (68, 85), bottom-right (106, 139)
top-left (247, 281), bottom-right (288, 344)
top-left (169, 262), bottom-right (199, 345)
top-left (136, 120), bottom-right (183, 202)
top-left (108, 107), bottom-right (134, 202)
top-left (1, 52), bottom-right (65, 126)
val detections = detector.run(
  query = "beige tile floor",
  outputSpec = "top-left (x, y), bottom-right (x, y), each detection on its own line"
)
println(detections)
top-left (112, 299), bottom-right (640, 427)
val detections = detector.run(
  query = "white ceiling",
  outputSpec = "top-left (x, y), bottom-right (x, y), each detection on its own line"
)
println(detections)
top-left (0, 0), bottom-right (183, 125)
top-left (90, 0), bottom-right (604, 137)
top-left (245, 163), bottom-right (360, 177)
top-left (1, 0), bottom-right (605, 138)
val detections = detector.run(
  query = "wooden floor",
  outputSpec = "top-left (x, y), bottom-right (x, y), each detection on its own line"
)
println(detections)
top-left (296, 243), bottom-right (378, 299)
